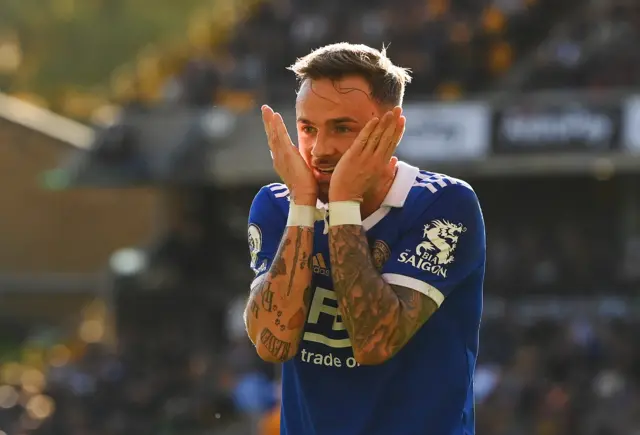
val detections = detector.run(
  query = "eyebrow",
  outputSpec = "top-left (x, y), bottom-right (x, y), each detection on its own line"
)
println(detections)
top-left (297, 117), bottom-right (359, 125)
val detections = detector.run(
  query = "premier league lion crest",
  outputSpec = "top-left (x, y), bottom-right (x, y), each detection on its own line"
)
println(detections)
top-left (248, 224), bottom-right (266, 274)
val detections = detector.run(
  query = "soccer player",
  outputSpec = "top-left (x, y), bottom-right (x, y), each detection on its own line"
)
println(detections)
top-left (244, 43), bottom-right (485, 435)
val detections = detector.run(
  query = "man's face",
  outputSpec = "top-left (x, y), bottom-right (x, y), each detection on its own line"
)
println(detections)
top-left (295, 76), bottom-right (383, 202)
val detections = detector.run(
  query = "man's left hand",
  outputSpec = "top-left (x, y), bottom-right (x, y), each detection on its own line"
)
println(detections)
top-left (329, 107), bottom-right (405, 202)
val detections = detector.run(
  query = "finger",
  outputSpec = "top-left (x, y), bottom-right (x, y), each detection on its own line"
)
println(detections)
top-left (376, 108), bottom-right (403, 157)
top-left (274, 113), bottom-right (294, 148)
top-left (365, 111), bottom-right (394, 154)
top-left (271, 113), bottom-right (292, 161)
top-left (388, 156), bottom-right (399, 171)
top-left (261, 105), bottom-right (276, 153)
top-left (265, 111), bottom-right (283, 161)
top-left (351, 117), bottom-right (380, 153)
top-left (261, 105), bottom-right (274, 129)
top-left (376, 112), bottom-right (401, 158)
top-left (269, 119), bottom-right (280, 158)
top-left (383, 115), bottom-right (406, 161)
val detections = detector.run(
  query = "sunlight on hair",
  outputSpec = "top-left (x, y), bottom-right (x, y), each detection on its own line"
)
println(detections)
top-left (288, 42), bottom-right (411, 107)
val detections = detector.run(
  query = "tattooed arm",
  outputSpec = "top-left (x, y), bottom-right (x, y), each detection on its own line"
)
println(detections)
top-left (244, 226), bottom-right (314, 363)
top-left (329, 225), bottom-right (438, 365)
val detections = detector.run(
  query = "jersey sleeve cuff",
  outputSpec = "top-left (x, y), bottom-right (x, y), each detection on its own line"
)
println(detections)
top-left (381, 273), bottom-right (445, 307)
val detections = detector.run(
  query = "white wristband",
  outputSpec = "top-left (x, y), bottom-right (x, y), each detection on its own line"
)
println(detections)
top-left (329, 201), bottom-right (362, 227)
top-left (287, 203), bottom-right (316, 227)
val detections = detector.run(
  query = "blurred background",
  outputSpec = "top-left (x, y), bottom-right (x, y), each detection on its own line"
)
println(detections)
top-left (0, 0), bottom-right (639, 434)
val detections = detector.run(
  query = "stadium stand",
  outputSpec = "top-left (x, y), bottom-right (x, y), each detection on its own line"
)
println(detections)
top-left (4, 173), bottom-right (631, 435)
top-left (10, 319), bottom-right (639, 435)
top-left (2, 1), bottom-right (640, 434)
top-left (116, 0), bottom-right (640, 110)
top-left (158, 0), bottom-right (587, 108)
top-left (515, 0), bottom-right (640, 91)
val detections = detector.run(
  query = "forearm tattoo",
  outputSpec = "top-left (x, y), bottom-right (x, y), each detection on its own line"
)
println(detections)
top-left (329, 225), bottom-right (437, 362)
top-left (247, 226), bottom-right (314, 361)
top-left (286, 230), bottom-right (304, 296)
top-left (260, 328), bottom-right (291, 362)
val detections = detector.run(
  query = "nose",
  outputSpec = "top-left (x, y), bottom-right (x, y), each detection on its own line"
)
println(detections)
top-left (310, 130), bottom-right (335, 160)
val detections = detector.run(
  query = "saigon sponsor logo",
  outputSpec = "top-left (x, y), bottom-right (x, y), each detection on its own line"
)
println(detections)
top-left (398, 219), bottom-right (466, 278)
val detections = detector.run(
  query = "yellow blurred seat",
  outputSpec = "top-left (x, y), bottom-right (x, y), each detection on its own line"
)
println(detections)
top-left (216, 89), bottom-right (256, 113)
top-left (259, 405), bottom-right (281, 435)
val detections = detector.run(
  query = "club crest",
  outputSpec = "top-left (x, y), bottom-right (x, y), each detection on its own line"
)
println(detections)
top-left (371, 240), bottom-right (391, 271)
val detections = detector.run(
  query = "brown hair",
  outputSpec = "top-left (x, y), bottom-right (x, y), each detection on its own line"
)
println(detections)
top-left (288, 42), bottom-right (412, 107)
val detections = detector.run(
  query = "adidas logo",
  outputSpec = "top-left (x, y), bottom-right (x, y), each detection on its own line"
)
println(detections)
top-left (312, 253), bottom-right (330, 276)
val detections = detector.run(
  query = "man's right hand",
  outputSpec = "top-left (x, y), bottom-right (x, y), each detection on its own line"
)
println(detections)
top-left (262, 105), bottom-right (317, 206)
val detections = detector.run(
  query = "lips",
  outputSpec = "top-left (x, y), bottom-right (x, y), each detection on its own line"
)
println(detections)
top-left (315, 167), bottom-right (335, 174)
top-left (312, 166), bottom-right (334, 182)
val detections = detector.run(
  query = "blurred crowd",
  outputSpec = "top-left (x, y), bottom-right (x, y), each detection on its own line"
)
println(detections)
top-left (523, 0), bottom-right (640, 90)
top-left (157, 0), bottom-right (582, 110)
top-left (0, 175), bottom-right (637, 434)
top-left (484, 215), bottom-right (639, 297)
top-left (3, 316), bottom-right (640, 435)
top-left (8, 0), bottom-right (639, 118)
top-left (0, 325), bottom-right (272, 435)
top-left (2, 0), bottom-right (640, 433)
top-left (476, 318), bottom-right (640, 435)
top-left (151, 0), bottom-right (640, 111)
top-left (470, 176), bottom-right (638, 297)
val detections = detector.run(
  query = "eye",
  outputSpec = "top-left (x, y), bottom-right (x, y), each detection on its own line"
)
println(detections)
top-left (335, 125), bottom-right (351, 133)
top-left (301, 125), bottom-right (316, 135)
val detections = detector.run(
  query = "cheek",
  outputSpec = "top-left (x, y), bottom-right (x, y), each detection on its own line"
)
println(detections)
top-left (298, 139), bottom-right (313, 162)
top-left (297, 133), bottom-right (353, 160)
top-left (334, 137), bottom-right (354, 155)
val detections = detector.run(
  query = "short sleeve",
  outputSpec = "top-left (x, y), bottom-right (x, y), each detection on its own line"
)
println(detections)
top-left (248, 186), bottom-right (287, 287)
top-left (381, 185), bottom-right (485, 306)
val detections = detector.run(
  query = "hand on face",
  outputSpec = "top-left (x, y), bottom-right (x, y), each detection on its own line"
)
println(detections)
top-left (329, 107), bottom-right (405, 202)
top-left (262, 105), bottom-right (318, 206)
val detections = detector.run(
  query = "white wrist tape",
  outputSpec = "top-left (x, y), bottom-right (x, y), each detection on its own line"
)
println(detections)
top-left (287, 203), bottom-right (316, 227)
top-left (329, 201), bottom-right (362, 227)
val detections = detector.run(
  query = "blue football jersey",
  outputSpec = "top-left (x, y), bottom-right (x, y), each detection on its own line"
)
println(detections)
top-left (248, 162), bottom-right (486, 435)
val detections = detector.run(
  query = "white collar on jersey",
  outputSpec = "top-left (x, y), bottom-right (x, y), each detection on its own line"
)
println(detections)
top-left (315, 161), bottom-right (420, 233)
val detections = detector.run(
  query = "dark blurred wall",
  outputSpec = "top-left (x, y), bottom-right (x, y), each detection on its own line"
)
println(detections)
top-left (0, 117), bottom-right (158, 274)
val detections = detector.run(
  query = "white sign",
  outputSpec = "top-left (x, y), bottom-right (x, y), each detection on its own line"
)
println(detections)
top-left (623, 95), bottom-right (640, 152)
top-left (398, 102), bottom-right (491, 161)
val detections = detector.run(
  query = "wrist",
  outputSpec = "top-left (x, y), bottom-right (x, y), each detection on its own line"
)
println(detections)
top-left (287, 202), bottom-right (316, 227)
top-left (328, 188), bottom-right (362, 204)
top-left (328, 201), bottom-right (362, 227)
top-left (290, 192), bottom-right (317, 206)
